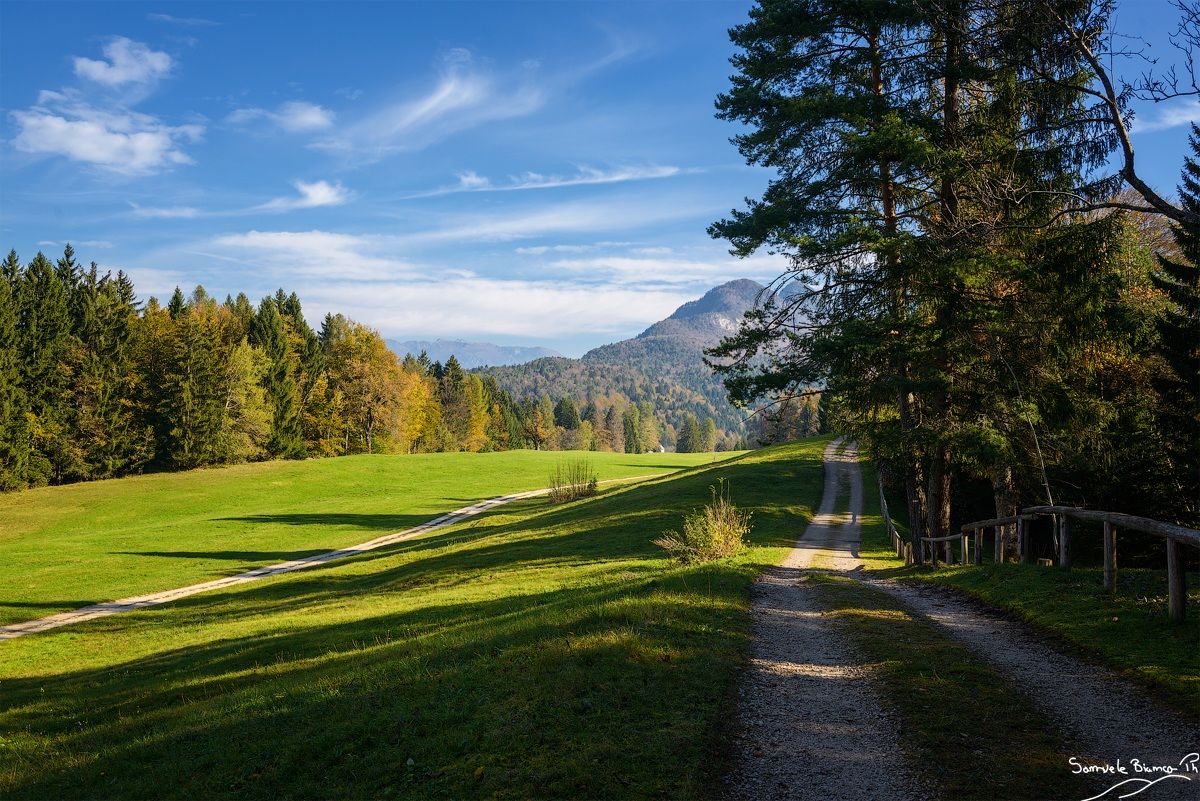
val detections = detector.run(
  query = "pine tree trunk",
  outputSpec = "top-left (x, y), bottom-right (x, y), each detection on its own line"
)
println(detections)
top-left (992, 465), bottom-right (1019, 561)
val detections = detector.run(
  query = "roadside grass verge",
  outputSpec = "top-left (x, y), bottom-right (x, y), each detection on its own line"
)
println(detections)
top-left (0, 440), bottom-right (827, 800)
top-left (863, 466), bottom-right (1199, 714)
top-left (811, 573), bottom-right (1092, 801)
top-left (0, 449), bottom-right (729, 626)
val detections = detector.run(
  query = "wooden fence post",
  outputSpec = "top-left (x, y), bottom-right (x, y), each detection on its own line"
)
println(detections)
top-left (994, 525), bottom-right (1002, 563)
top-left (1020, 517), bottom-right (1033, 564)
top-left (974, 527), bottom-right (983, 566)
top-left (1103, 522), bottom-right (1116, 593)
top-left (960, 533), bottom-right (969, 565)
top-left (1167, 538), bottom-right (1186, 623)
top-left (1059, 516), bottom-right (1071, 569)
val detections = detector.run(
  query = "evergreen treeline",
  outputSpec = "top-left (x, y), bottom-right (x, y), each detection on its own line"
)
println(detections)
top-left (710, 0), bottom-right (1200, 548)
top-left (0, 249), bottom-right (692, 491)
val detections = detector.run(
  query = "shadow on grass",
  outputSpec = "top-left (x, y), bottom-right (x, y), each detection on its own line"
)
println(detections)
top-left (0, 442), bottom-right (828, 801)
top-left (215, 513), bottom-right (432, 531)
top-left (115, 549), bottom-right (339, 562)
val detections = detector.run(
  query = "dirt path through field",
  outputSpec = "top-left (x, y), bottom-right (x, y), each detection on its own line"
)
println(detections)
top-left (727, 437), bottom-right (919, 801)
top-left (872, 579), bottom-right (1199, 800)
top-left (730, 437), bottom-right (1197, 801)
top-left (0, 474), bottom-right (662, 641)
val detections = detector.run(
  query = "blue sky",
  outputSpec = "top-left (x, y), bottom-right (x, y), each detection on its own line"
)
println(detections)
top-left (1, 1), bottom-right (1196, 355)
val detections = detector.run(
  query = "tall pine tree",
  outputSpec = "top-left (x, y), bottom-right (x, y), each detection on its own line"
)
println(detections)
top-left (251, 298), bottom-right (303, 458)
top-left (1153, 126), bottom-right (1200, 525)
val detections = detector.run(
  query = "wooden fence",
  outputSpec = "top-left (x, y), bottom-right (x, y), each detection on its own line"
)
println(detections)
top-left (955, 506), bottom-right (1200, 623)
top-left (877, 474), bottom-right (912, 565)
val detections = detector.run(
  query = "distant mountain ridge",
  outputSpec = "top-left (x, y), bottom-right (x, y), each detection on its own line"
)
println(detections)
top-left (387, 338), bottom-right (564, 369)
top-left (479, 279), bottom-right (767, 441)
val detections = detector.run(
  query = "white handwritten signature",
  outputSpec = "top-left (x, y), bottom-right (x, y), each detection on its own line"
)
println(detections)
top-left (1075, 753), bottom-right (1199, 801)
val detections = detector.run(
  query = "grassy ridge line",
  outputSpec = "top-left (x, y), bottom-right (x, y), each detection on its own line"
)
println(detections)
top-left (0, 449), bottom-right (731, 626)
top-left (0, 440), bottom-right (828, 800)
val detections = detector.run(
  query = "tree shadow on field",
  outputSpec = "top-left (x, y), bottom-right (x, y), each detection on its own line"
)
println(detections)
top-left (215, 513), bottom-right (432, 531)
top-left (116, 549), bottom-right (335, 562)
top-left (0, 444), bottom-right (826, 801)
top-left (2, 569), bottom-right (754, 801)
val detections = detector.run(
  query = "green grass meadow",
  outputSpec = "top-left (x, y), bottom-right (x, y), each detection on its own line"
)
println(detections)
top-left (0, 449), bottom-right (729, 627)
top-left (0, 441), bottom-right (827, 800)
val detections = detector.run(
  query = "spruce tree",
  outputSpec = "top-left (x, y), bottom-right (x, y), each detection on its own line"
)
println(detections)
top-left (163, 309), bottom-right (223, 468)
top-left (1152, 127), bottom-right (1200, 524)
top-left (702, 417), bottom-right (718, 452)
top-left (251, 299), bottom-right (303, 458)
top-left (677, 413), bottom-right (700, 453)
top-left (0, 251), bottom-right (29, 488)
top-left (554, 396), bottom-right (581, 430)
top-left (167, 287), bottom-right (188, 319)
top-left (623, 406), bottom-right (641, 454)
top-left (20, 252), bottom-right (73, 484)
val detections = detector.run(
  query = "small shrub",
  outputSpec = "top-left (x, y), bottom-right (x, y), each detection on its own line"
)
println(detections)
top-left (654, 479), bottom-right (752, 563)
top-left (547, 459), bottom-right (599, 504)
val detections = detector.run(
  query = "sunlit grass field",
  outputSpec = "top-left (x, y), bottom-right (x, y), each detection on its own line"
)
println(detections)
top-left (0, 440), bottom-right (828, 800)
top-left (0, 449), bottom-right (730, 627)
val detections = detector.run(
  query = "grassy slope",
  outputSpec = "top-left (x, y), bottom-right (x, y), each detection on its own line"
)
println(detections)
top-left (0, 440), bottom-right (827, 800)
top-left (0, 450), bottom-right (728, 626)
top-left (867, 480), bottom-right (1199, 712)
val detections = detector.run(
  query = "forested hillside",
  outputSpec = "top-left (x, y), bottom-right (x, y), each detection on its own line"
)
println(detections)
top-left (0, 247), bottom-right (693, 491)
top-left (479, 280), bottom-right (765, 446)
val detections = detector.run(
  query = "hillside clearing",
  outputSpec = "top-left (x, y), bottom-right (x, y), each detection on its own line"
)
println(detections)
top-left (0, 449), bottom-right (728, 627)
top-left (0, 441), bottom-right (824, 800)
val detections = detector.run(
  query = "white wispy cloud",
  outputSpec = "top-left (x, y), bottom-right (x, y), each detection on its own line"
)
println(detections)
top-left (130, 179), bottom-right (351, 218)
top-left (12, 37), bottom-right (196, 175)
top-left (147, 13), bottom-right (219, 26)
top-left (228, 100), bottom-right (335, 133)
top-left (406, 165), bottom-right (684, 198)
top-left (73, 37), bottom-right (172, 88)
top-left (12, 90), bottom-right (202, 175)
top-left (305, 278), bottom-right (695, 339)
top-left (129, 202), bottom-right (202, 218)
top-left (514, 241), bottom-right (635, 255)
top-left (313, 48), bottom-right (543, 161)
top-left (392, 195), bottom-right (715, 246)
top-left (255, 180), bottom-right (351, 212)
top-left (1135, 98), bottom-right (1200, 134)
top-left (208, 230), bottom-right (417, 280)
top-left (549, 254), bottom-right (787, 286)
top-left (200, 227), bottom-right (695, 336)
top-left (38, 239), bottom-right (114, 249)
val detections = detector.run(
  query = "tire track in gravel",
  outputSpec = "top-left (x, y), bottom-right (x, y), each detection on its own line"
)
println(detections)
top-left (727, 437), bottom-right (920, 801)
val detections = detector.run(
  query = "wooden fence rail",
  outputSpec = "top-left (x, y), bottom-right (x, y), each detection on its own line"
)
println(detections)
top-left (953, 505), bottom-right (1200, 623)
top-left (876, 472), bottom-right (911, 565)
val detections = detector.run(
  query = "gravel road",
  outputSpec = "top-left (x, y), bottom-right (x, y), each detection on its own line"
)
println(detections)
top-left (729, 438), bottom-right (1197, 801)
top-left (726, 438), bottom-right (921, 801)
